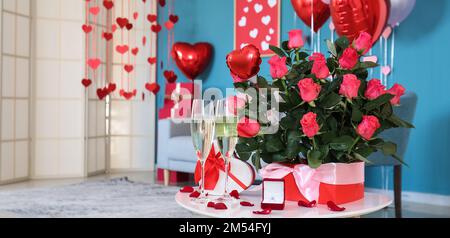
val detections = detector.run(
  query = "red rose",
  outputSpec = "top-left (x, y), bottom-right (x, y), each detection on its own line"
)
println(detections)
top-left (268, 56), bottom-right (289, 79)
top-left (339, 48), bottom-right (359, 70)
top-left (339, 74), bottom-right (361, 99)
top-left (309, 53), bottom-right (326, 62)
top-left (297, 78), bottom-right (322, 103)
top-left (311, 60), bottom-right (330, 79)
top-left (365, 79), bottom-right (386, 100)
top-left (357, 115), bottom-right (381, 140)
top-left (300, 112), bottom-right (320, 138)
top-left (288, 29), bottom-right (304, 49)
top-left (386, 83), bottom-right (406, 105)
top-left (353, 32), bottom-right (372, 55)
top-left (237, 117), bottom-right (260, 138)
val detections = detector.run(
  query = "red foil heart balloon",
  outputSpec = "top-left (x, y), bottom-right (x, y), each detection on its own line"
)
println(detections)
top-left (291, 0), bottom-right (330, 32)
top-left (330, 0), bottom-right (390, 45)
top-left (226, 44), bottom-right (261, 80)
top-left (171, 42), bottom-right (213, 80)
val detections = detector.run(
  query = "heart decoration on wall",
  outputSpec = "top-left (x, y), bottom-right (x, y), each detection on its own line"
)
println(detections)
top-left (116, 17), bottom-right (129, 29)
top-left (148, 57), bottom-right (157, 65)
top-left (171, 42), bottom-right (213, 80)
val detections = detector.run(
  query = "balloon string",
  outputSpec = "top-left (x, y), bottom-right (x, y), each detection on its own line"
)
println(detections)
top-left (383, 33), bottom-right (388, 87)
top-left (390, 28), bottom-right (396, 88)
top-left (368, 48), bottom-right (373, 78)
top-left (293, 10), bottom-right (297, 28)
top-left (379, 37), bottom-right (383, 82)
top-left (317, 28), bottom-right (321, 52)
top-left (310, 0), bottom-right (314, 52)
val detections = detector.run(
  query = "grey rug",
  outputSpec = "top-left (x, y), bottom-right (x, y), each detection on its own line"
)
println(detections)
top-left (0, 177), bottom-right (203, 218)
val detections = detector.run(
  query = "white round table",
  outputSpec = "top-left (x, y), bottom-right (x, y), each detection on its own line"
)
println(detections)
top-left (175, 189), bottom-right (392, 218)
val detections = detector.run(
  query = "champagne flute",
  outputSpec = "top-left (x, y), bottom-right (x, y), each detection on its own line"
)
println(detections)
top-left (215, 99), bottom-right (239, 201)
top-left (191, 99), bottom-right (216, 202)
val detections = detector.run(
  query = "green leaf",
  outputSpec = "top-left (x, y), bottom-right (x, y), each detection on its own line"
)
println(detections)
top-left (326, 40), bottom-right (337, 56)
top-left (335, 37), bottom-right (350, 50)
top-left (281, 41), bottom-right (290, 51)
top-left (251, 151), bottom-right (262, 170)
top-left (280, 115), bottom-right (298, 130)
top-left (329, 136), bottom-right (354, 151)
top-left (257, 76), bottom-right (269, 88)
top-left (269, 45), bottom-right (287, 57)
top-left (358, 62), bottom-right (379, 69)
top-left (272, 152), bottom-right (288, 163)
top-left (353, 152), bottom-right (373, 164)
top-left (352, 106), bottom-right (363, 122)
top-left (363, 94), bottom-right (395, 111)
top-left (307, 150), bottom-right (323, 169)
top-left (381, 142), bottom-right (397, 156)
top-left (380, 103), bottom-right (393, 119)
top-left (320, 92), bottom-right (342, 109)
top-left (264, 134), bottom-right (284, 153)
top-left (286, 130), bottom-right (303, 159)
top-left (388, 114), bottom-right (415, 128)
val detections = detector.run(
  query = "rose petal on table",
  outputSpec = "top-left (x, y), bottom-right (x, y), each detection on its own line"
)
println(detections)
top-left (214, 203), bottom-right (228, 210)
top-left (298, 200), bottom-right (317, 208)
top-left (179, 186), bottom-right (194, 193)
top-left (240, 201), bottom-right (255, 207)
top-left (189, 191), bottom-right (201, 198)
top-left (327, 201), bottom-right (346, 212)
top-left (207, 202), bottom-right (216, 208)
top-left (229, 190), bottom-right (240, 199)
top-left (253, 209), bottom-right (272, 215)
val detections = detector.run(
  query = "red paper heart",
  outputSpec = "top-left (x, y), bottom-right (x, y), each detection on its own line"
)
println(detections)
top-left (89, 6), bottom-right (100, 16)
top-left (147, 57), bottom-right (157, 65)
top-left (240, 201), bottom-right (255, 207)
top-left (116, 17), bottom-right (129, 28)
top-left (298, 200), bottom-right (317, 208)
top-left (169, 14), bottom-right (179, 23)
top-left (132, 89), bottom-right (137, 96)
top-left (142, 36), bottom-right (147, 46)
top-left (159, 0), bottom-right (166, 7)
top-left (111, 24), bottom-right (117, 32)
top-left (133, 12), bottom-right (139, 20)
top-left (214, 203), bottom-right (228, 210)
top-left (103, 0), bottom-right (114, 10)
top-left (131, 47), bottom-right (139, 56)
top-left (81, 78), bottom-right (92, 88)
top-left (151, 24), bottom-right (162, 33)
top-left (327, 201), bottom-right (346, 212)
top-left (171, 42), bottom-right (213, 80)
top-left (126, 23), bottom-right (133, 30)
top-left (124, 64), bottom-right (134, 73)
top-left (229, 190), bottom-right (240, 199)
top-left (179, 186), bottom-right (194, 193)
top-left (88, 58), bottom-right (101, 70)
top-left (163, 70), bottom-right (177, 83)
top-left (96, 88), bottom-right (108, 100)
top-left (145, 82), bottom-right (160, 95)
top-left (102, 32), bottom-right (113, 41)
top-left (116, 45), bottom-right (129, 54)
top-left (226, 44), bottom-right (262, 80)
top-left (107, 83), bottom-right (116, 93)
top-left (82, 24), bottom-right (92, 34)
top-left (147, 14), bottom-right (157, 23)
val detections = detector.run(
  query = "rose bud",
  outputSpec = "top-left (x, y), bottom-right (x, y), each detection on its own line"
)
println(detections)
top-left (237, 117), bottom-right (261, 138)
top-left (365, 79), bottom-right (386, 100)
top-left (309, 52), bottom-right (326, 62)
top-left (357, 115), bottom-right (381, 140)
top-left (300, 112), bottom-right (320, 138)
top-left (386, 83), bottom-right (406, 105)
top-left (297, 78), bottom-right (322, 103)
top-left (288, 29), bottom-right (304, 49)
top-left (311, 59), bottom-right (330, 79)
top-left (339, 74), bottom-right (361, 100)
top-left (353, 32), bottom-right (372, 55)
top-left (339, 47), bottom-right (359, 70)
top-left (268, 56), bottom-right (289, 79)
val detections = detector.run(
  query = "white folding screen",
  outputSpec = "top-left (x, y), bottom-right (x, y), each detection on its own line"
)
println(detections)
top-left (0, 0), bottom-right (32, 184)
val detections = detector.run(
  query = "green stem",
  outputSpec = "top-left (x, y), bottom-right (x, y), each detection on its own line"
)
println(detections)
top-left (340, 100), bottom-right (348, 133)
top-left (348, 136), bottom-right (361, 154)
top-left (295, 49), bottom-right (300, 63)
top-left (312, 137), bottom-right (317, 150)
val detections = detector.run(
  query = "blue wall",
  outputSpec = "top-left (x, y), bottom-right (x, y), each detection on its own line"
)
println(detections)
top-left (157, 0), bottom-right (450, 196)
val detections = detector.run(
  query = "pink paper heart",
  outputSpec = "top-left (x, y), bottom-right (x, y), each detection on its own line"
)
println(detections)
top-left (363, 56), bottom-right (378, 63)
top-left (88, 58), bottom-right (101, 70)
top-left (381, 66), bottom-right (391, 76)
top-left (133, 12), bottom-right (139, 20)
top-left (382, 26), bottom-right (392, 40)
top-left (329, 22), bottom-right (335, 31)
top-left (89, 6), bottom-right (100, 16)
top-left (164, 21), bottom-right (174, 31)
top-left (111, 24), bottom-right (117, 33)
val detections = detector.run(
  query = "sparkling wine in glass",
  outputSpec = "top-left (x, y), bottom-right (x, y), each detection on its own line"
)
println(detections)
top-left (191, 99), bottom-right (216, 202)
top-left (215, 99), bottom-right (239, 201)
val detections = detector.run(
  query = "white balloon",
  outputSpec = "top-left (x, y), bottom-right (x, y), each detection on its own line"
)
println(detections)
top-left (389, 0), bottom-right (416, 26)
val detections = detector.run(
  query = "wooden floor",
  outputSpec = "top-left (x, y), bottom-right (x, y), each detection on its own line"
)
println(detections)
top-left (0, 172), bottom-right (448, 218)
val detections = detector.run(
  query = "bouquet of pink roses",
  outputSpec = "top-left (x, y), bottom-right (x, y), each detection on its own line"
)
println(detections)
top-left (228, 30), bottom-right (414, 169)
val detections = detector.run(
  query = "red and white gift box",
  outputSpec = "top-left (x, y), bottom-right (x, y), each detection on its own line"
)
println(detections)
top-left (194, 146), bottom-right (255, 195)
top-left (260, 162), bottom-right (365, 205)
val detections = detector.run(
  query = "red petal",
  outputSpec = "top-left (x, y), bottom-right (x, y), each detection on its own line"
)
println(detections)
top-left (207, 202), bottom-right (216, 208)
top-left (229, 190), bottom-right (240, 199)
top-left (327, 201), bottom-right (346, 212)
top-left (240, 201), bottom-right (255, 207)
top-left (214, 203), bottom-right (228, 210)
top-left (179, 186), bottom-right (194, 193)
top-left (298, 200), bottom-right (317, 208)
top-left (252, 209), bottom-right (272, 215)
top-left (189, 191), bottom-right (201, 198)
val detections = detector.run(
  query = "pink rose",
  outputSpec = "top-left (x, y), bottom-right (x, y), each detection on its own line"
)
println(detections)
top-left (339, 74), bottom-right (361, 99)
top-left (309, 53), bottom-right (326, 62)
top-left (226, 95), bottom-right (246, 115)
top-left (339, 47), bottom-right (359, 70)
top-left (288, 29), bottom-right (304, 49)
top-left (300, 112), bottom-right (320, 138)
top-left (268, 56), bottom-right (289, 79)
top-left (353, 32), bottom-right (372, 55)
top-left (231, 72), bottom-right (248, 83)
top-left (237, 117), bottom-right (260, 138)
top-left (297, 78), bottom-right (322, 103)
top-left (365, 79), bottom-right (386, 100)
top-left (357, 115), bottom-right (381, 140)
top-left (311, 60), bottom-right (330, 79)
top-left (386, 83), bottom-right (406, 105)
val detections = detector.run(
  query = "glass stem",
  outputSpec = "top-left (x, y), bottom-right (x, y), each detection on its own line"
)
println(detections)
top-left (224, 157), bottom-right (230, 196)
top-left (200, 160), bottom-right (206, 196)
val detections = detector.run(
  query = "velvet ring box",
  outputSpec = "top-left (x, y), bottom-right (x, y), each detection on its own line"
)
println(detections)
top-left (261, 178), bottom-right (285, 210)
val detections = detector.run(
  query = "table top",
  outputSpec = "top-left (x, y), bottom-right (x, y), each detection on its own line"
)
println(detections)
top-left (175, 188), bottom-right (392, 218)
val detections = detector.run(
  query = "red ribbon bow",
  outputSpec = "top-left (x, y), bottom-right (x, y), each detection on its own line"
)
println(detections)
top-left (194, 147), bottom-right (226, 190)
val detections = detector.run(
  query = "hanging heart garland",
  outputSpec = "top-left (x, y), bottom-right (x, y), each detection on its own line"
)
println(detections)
top-left (81, 78), bottom-right (92, 88)
top-left (103, 0), bottom-right (114, 10)
top-left (151, 24), bottom-right (162, 33)
top-left (82, 24), bottom-right (92, 34)
top-left (147, 14), bottom-right (157, 23)
top-left (147, 57), bottom-right (157, 65)
top-left (145, 82), bottom-right (160, 95)
top-left (164, 70), bottom-right (178, 83)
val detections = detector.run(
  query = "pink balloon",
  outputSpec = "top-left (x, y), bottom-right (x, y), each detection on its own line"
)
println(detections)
top-left (388, 0), bottom-right (416, 26)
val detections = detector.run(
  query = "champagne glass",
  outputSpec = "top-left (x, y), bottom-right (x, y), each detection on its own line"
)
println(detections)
top-left (191, 99), bottom-right (216, 203)
top-left (215, 99), bottom-right (239, 202)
